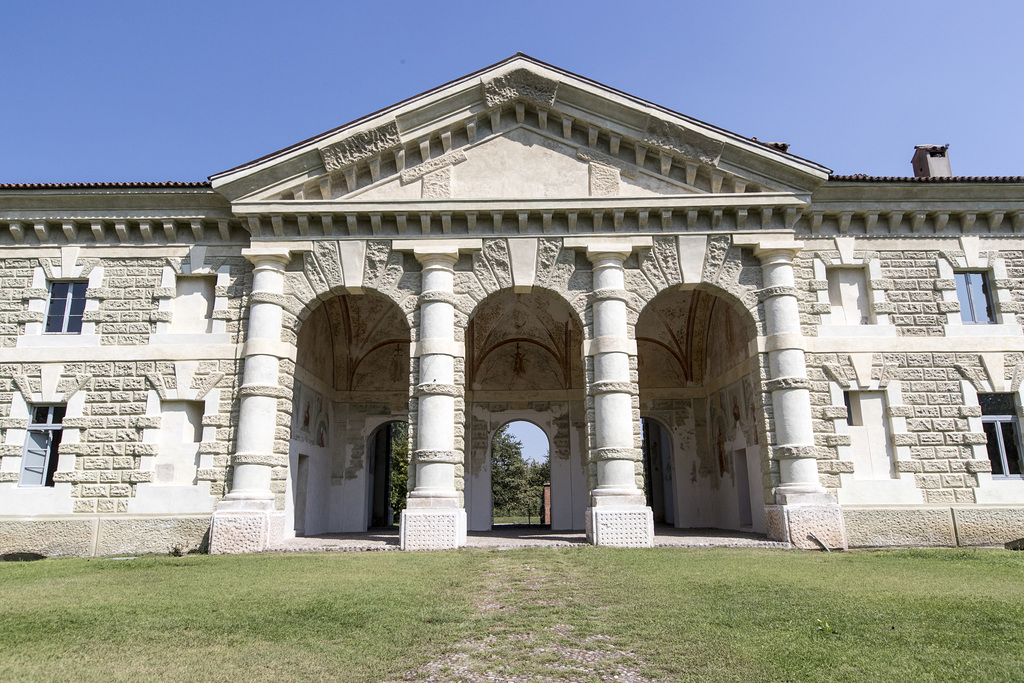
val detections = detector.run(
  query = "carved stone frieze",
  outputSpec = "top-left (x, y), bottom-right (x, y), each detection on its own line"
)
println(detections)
top-left (400, 150), bottom-right (467, 184)
top-left (953, 363), bottom-right (987, 392)
top-left (248, 291), bottom-right (291, 308)
top-left (576, 148), bottom-right (639, 179)
top-left (590, 446), bottom-right (643, 462)
top-left (701, 235), bottom-right (732, 284)
top-left (414, 449), bottom-right (463, 464)
top-left (192, 372), bottom-right (226, 400)
top-left (482, 68), bottom-right (558, 108)
top-left (144, 372), bottom-right (168, 399)
top-left (312, 240), bottom-right (344, 291)
top-left (588, 163), bottom-right (620, 197)
top-left (591, 288), bottom-right (630, 303)
top-left (419, 291), bottom-right (458, 306)
top-left (589, 380), bottom-right (637, 395)
top-left (61, 374), bottom-right (93, 402)
top-left (765, 377), bottom-right (812, 392)
top-left (232, 454), bottom-right (289, 467)
top-left (773, 445), bottom-right (820, 460)
top-left (319, 121), bottom-right (401, 172)
top-left (822, 363), bottom-right (851, 388)
top-left (642, 117), bottom-right (724, 167)
top-left (239, 384), bottom-right (292, 399)
top-left (415, 382), bottom-right (460, 397)
top-left (11, 375), bottom-right (33, 400)
top-left (758, 285), bottom-right (800, 301)
top-left (421, 169), bottom-right (451, 199)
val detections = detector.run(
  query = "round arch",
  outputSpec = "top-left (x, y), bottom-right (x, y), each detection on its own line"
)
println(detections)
top-left (286, 289), bottom-right (412, 538)
top-left (489, 420), bottom-right (551, 526)
top-left (635, 283), bottom-right (768, 534)
top-left (464, 288), bottom-right (588, 533)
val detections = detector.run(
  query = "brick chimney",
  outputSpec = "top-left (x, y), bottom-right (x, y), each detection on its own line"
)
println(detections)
top-left (912, 144), bottom-right (951, 178)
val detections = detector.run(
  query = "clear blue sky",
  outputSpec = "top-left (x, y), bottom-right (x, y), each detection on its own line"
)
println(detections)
top-left (2, 1), bottom-right (1022, 182)
top-left (505, 421), bottom-right (549, 464)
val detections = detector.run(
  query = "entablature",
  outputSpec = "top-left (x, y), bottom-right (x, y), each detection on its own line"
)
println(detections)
top-left (802, 180), bottom-right (1024, 236)
top-left (232, 193), bottom-right (808, 239)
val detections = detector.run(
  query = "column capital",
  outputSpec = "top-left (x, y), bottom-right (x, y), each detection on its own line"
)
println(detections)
top-left (732, 235), bottom-right (804, 261)
top-left (414, 248), bottom-right (460, 268)
top-left (392, 238), bottom-right (482, 267)
top-left (563, 236), bottom-right (653, 263)
top-left (241, 246), bottom-right (294, 268)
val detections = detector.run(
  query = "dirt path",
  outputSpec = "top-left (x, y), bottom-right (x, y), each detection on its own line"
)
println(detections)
top-left (395, 553), bottom-right (660, 682)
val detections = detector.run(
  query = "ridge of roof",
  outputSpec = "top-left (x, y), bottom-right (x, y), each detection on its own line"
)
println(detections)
top-left (0, 181), bottom-right (213, 189)
top-left (829, 174), bottom-right (1024, 183)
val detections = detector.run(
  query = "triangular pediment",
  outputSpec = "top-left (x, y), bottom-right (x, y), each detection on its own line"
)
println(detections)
top-left (211, 55), bottom-right (830, 207)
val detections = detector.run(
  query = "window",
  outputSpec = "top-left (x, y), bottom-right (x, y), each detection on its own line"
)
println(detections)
top-left (980, 393), bottom-right (1022, 477)
top-left (19, 405), bottom-right (65, 487)
top-left (827, 268), bottom-right (871, 325)
top-left (44, 281), bottom-right (87, 333)
top-left (955, 271), bottom-right (994, 324)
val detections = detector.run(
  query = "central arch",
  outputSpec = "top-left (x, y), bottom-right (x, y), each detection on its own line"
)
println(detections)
top-left (464, 289), bottom-right (587, 531)
top-left (287, 290), bottom-right (410, 537)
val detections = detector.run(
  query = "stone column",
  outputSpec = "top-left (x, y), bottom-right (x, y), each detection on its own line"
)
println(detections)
top-left (754, 242), bottom-right (847, 550)
top-left (209, 247), bottom-right (291, 554)
top-left (400, 246), bottom-right (467, 550)
top-left (585, 244), bottom-right (654, 547)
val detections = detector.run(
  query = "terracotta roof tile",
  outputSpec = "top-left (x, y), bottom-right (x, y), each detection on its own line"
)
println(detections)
top-left (0, 181), bottom-right (212, 189)
top-left (829, 174), bottom-right (1024, 183)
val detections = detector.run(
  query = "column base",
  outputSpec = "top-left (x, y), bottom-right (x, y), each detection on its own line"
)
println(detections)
top-left (586, 504), bottom-right (654, 547)
top-left (766, 493), bottom-right (848, 551)
top-left (209, 498), bottom-right (285, 554)
top-left (400, 506), bottom-right (467, 550)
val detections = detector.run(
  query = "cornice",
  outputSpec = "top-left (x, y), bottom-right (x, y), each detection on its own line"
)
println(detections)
top-left (232, 193), bottom-right (808, 238)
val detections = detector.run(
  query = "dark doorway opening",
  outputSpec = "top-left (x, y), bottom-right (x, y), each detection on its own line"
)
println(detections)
top-left (367, 421), bottom-right (409, 528)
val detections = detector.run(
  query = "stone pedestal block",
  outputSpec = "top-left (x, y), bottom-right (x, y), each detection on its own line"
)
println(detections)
top-left (586, 505), bottom-right (654, 547)
top-left (400, 508), bottom-right (467, 550)
top-left (209, 503), bottom-right (284, 554)
top-left (767, 497), bottom-right (848, 550)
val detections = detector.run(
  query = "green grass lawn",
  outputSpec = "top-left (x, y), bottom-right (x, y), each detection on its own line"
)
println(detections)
top-left (2, 547), bottom-right (1023, 682)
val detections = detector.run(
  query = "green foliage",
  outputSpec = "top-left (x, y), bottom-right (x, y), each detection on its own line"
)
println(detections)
top-left (490, 426), bottom-right (549, 522)
top-left (389, 422), bottom-right (409, 516)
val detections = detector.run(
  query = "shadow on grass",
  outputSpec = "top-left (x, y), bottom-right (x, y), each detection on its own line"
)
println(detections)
top-left (1, 552), bottom-right (46, 562)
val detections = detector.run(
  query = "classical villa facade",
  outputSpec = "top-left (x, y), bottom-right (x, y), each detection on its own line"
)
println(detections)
top-left (3, 55), bottom-right (1024, 556)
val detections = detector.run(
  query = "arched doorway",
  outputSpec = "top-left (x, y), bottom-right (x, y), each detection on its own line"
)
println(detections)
top-left (490, 420), bottom-right (551, 526)
top-left (287, 291), bottom-right (410, 537)
top-left (636, 287), bottom-right (766, 533)
top-left (464, 290), bottom-right (587, 532)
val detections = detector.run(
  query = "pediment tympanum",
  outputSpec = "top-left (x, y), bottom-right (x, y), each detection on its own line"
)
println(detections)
top-left (211, 55), bottom-right (829, 210)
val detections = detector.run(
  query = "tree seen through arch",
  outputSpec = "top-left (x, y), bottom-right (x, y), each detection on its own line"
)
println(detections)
top-left (491, 421), bottom-right (550, 525)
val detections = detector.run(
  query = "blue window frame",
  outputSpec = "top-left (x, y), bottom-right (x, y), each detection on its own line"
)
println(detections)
top-left (955, 271), bottom-right (994, 324)
top-left (45, 281), bottom-right (87, 334)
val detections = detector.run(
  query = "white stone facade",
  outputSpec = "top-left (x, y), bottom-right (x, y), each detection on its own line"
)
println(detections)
top-left (2, 56), bottom-right (1023, 555)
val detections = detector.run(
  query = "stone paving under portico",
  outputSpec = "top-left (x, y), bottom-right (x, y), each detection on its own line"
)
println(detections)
top-left (272, 525), bottom-right (791, 552)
